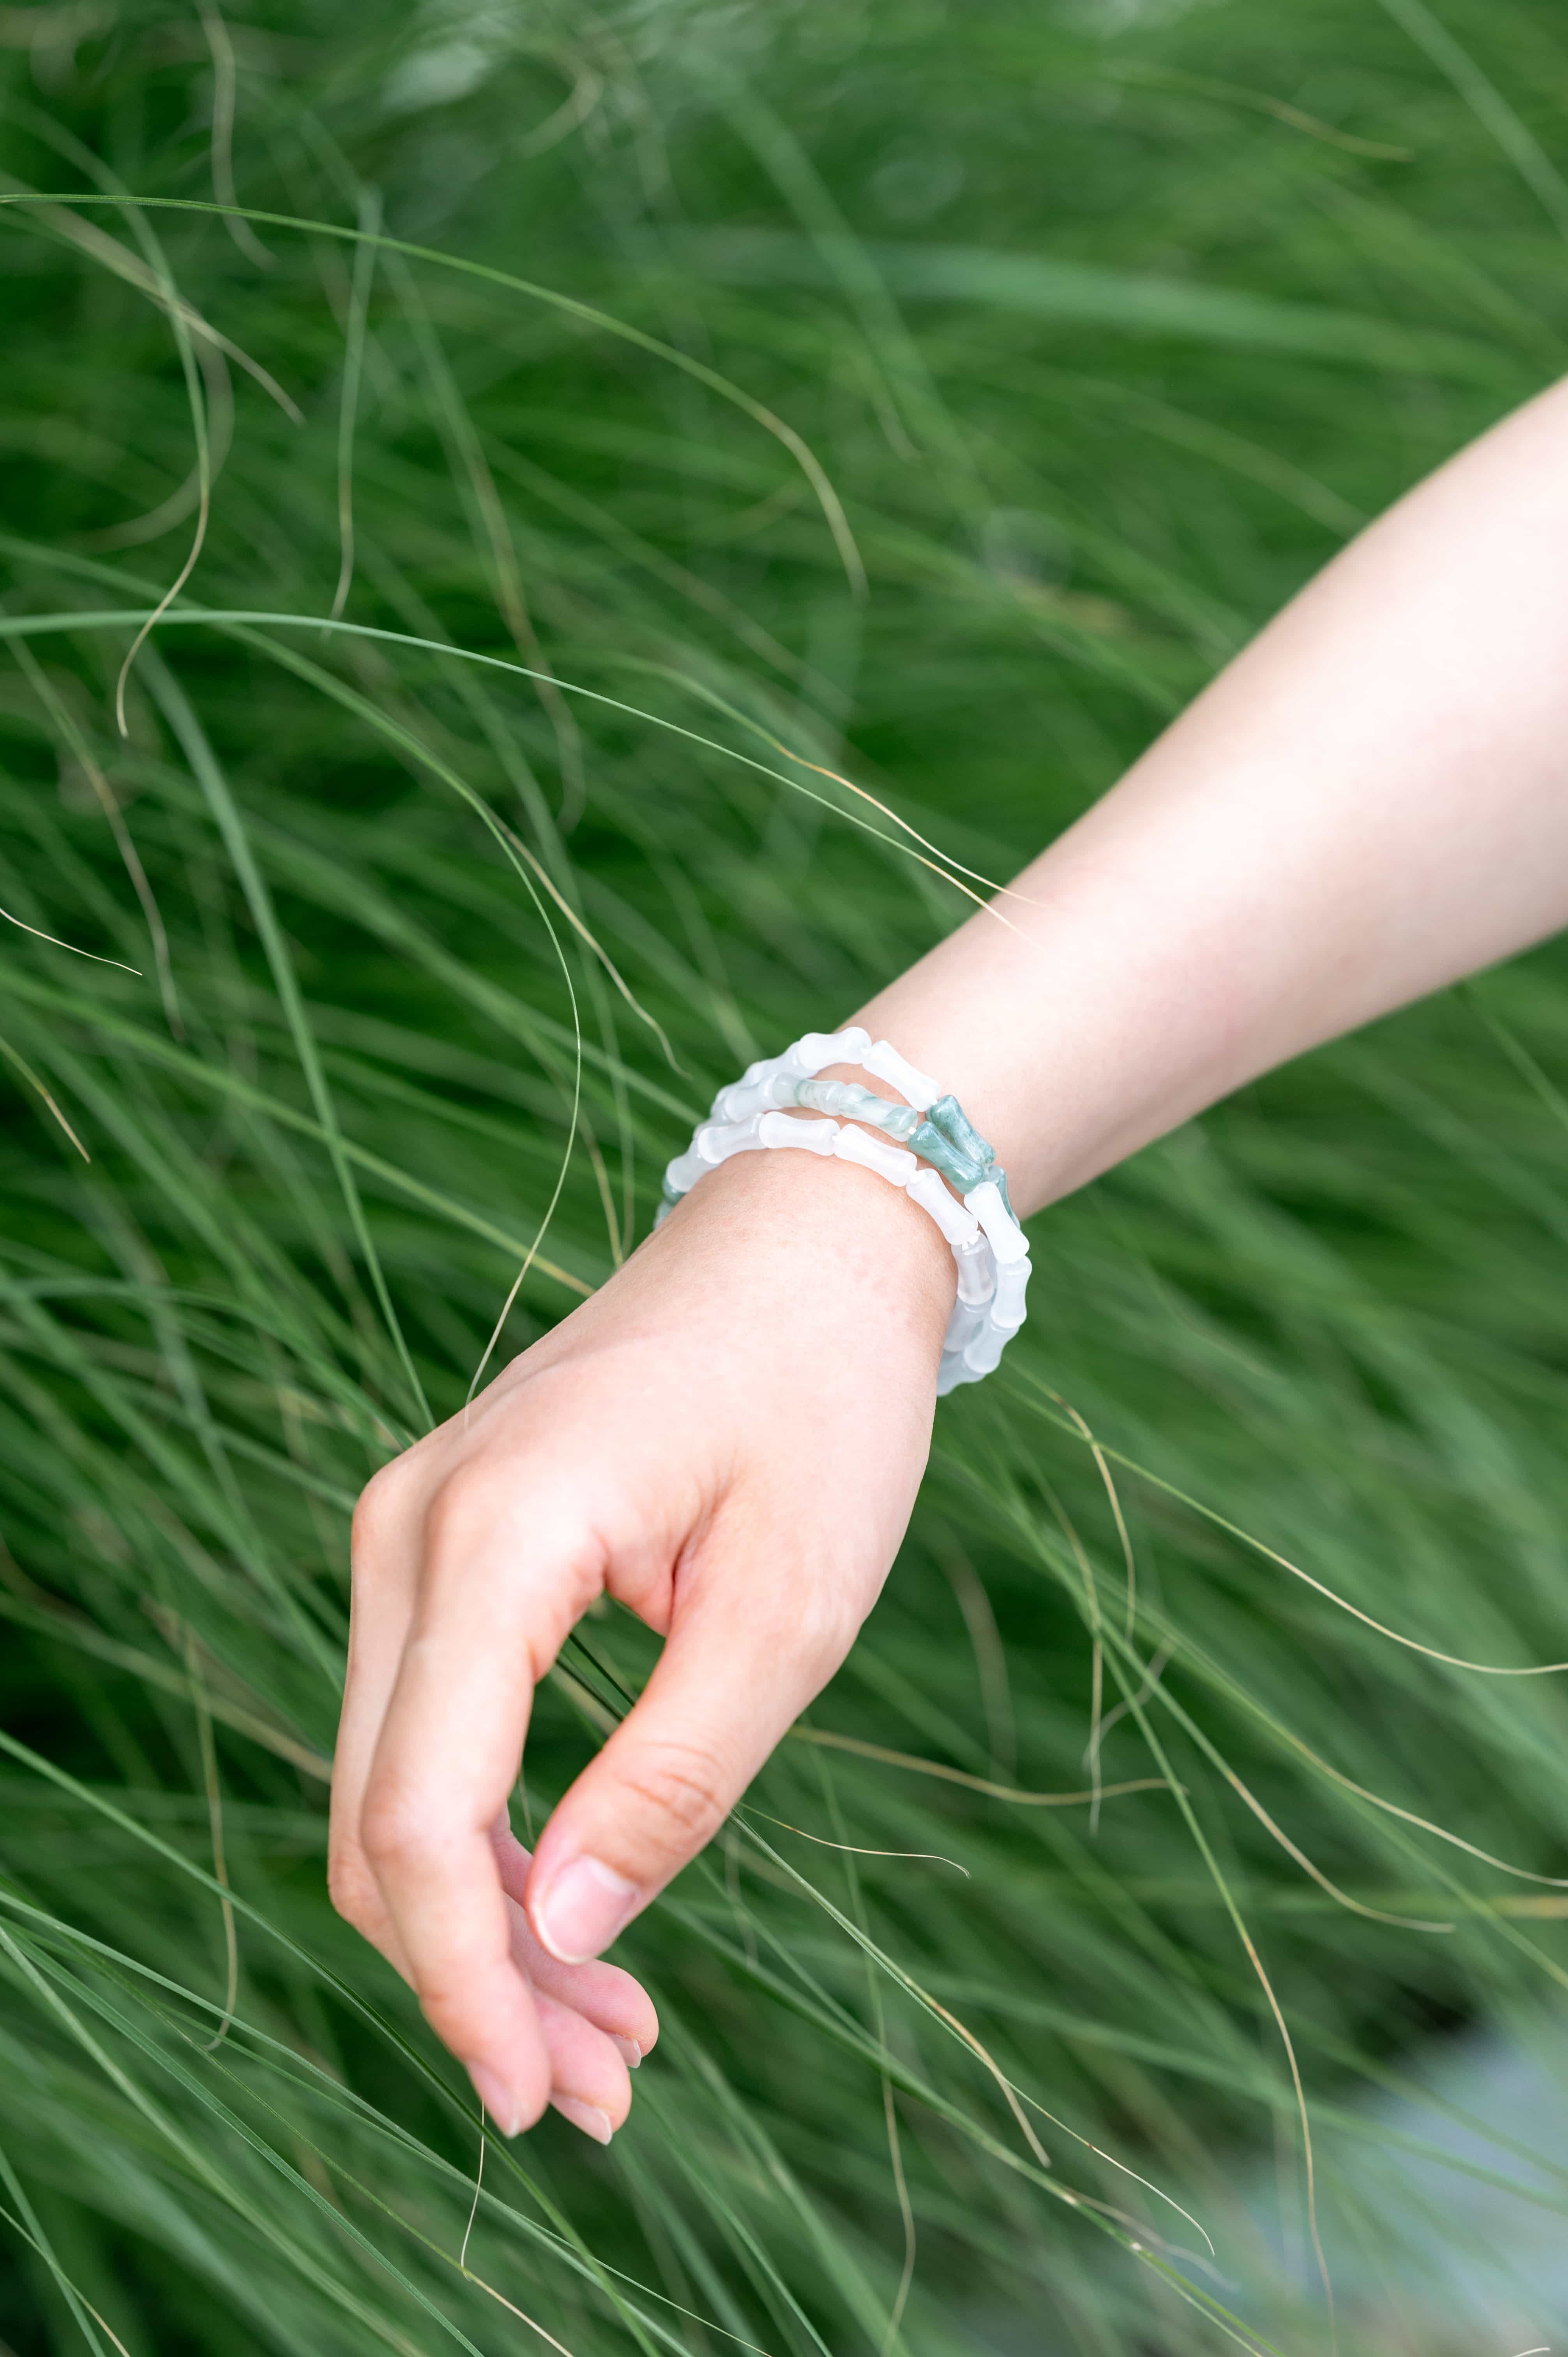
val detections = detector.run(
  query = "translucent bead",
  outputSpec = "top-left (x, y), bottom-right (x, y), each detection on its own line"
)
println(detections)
top-left (953, 1233), bottom-right (996, 1306)
top-left (992, 1258), bottom-right (1030, 1330)
top-left (961, 1325), bottom-right (1006, 1378)
top-left (664, 1031), bottom-right (1028, 1391)
top-left (965, 1178), bottom-right (1029, 1265)
top-left (664, 1147), bottom-right (706, 1196)
top-left (787, 1027), bottom-right (869, 1079)
top-left (833, 1125), bottom-right (919, 1185)
top-left (797, 1079), bottom-right (923, 1141)
top-left (862, 1037), bottom-right (941, 1112)
top-left (942, 1298), bottom-right (988, 1358)
top-left (795, 1078), bottom-right (857, 1117)
top-left (909, 1119), bottom-right (988, 1193)
top-left (926, 1093), bottom-right (994, 1175)
top-left (697, 1115), bottom-right (764, 1164)
top-left (758, 1110), bottom-right (839, 1155)
top-left (905, 1167), bottom-right (980, 1249)
top-left (713, 1077), bottom-right (773, 1123)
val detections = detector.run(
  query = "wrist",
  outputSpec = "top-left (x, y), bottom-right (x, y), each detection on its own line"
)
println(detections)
top-left (655, 1119), bottom-right (957, 1366)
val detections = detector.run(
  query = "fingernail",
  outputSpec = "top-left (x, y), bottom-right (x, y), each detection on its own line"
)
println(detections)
top-left (468, 2063), bottom-right (521, 2137)
top-left (554, 2096), bottom-right (613, 2145)
top-left (533, 1856), bottom-right (639, 1963)
top-left (612, 2035), bottom-right (642, 2069)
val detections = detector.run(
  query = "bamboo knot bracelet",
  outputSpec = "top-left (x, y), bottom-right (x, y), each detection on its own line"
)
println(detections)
top-left (656, 1027), bottom-right (1030, 1393)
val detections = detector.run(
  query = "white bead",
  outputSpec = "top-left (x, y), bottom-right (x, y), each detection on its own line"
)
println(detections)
top-left (953, 1233), bottom-right (996, 1307)
top-left (696, 1115), bottom-right (764, 1164)
top-left (713, 1078), bottom-right (768, 1123)
top-left (942, 1299), bottom-right (988, 1357)
top-left (786, 1027), bottom-right (869, 1079)
top-left (758, 1110), bottom-right (839, 1156)
top-left (905, 1167), bottom-right (980, 1249)
top-left (862, 1037), bottom-right (941, 1111)
top-left (992, 1258), bottom-right (1030, 1330)
top-left (961, 1325), bottom-right (1007, 1378)
top-left (965, 1179), bottom-right (1029, 1265)
top-left (664, 1147), bottom-right (706, 1196)
top-left (667, 1032), bottom-right (1028, 1389)
top-left (833, 1125), bottom-right (919, 1185)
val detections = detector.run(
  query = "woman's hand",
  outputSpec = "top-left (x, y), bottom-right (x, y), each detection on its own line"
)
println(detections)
top-left (328, 1139), bottom-right (954, 2137)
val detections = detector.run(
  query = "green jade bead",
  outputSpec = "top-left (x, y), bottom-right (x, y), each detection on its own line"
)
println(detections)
top-left (788, 1078), bottom-right (922, 1140)
top-left (790, 1078), bottom-right (1016, 1217)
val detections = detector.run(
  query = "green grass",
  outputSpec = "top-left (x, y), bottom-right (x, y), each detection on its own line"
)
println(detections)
top-left (3, 1), bottom-right (1568, 2348)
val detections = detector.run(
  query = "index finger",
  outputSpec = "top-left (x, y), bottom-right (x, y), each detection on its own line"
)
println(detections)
top-left (358, 1465), bottom-right (603, 2131)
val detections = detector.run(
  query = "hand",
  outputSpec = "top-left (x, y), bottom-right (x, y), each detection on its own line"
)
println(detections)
top-left (328, 1136), bottom-right (954, 2136)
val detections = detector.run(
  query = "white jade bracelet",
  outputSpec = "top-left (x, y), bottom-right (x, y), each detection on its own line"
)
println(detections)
top-left (656, 1026), bottom-right (1029, 1394)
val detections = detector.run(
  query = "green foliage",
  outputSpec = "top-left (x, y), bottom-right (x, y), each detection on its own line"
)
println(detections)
top-left (2, 1), bottom-right (1568, 2348)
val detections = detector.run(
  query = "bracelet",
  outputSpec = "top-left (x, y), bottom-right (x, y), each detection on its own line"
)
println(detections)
top-left (656, 1027), bottom-right (1029, 1393)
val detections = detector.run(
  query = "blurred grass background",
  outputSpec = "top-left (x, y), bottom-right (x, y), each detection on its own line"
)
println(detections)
top-left (3, 0), bottom-right (1568, 2349)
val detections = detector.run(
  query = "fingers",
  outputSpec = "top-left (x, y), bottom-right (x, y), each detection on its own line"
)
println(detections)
top-left (525, 1544), bottom-right (856, 1963)
top-left (328, 1462), bottom-right (422, 1974)
top-left (494, 1825), bottom-right (659, 2064)
top-left (354, 1468), bottom-right (603, 2133)
top-left (533, 1989), bottom-right (633, 2143)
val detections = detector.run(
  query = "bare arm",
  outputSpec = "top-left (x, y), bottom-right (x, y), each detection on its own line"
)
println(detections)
top-left (858, 373), bottom-right (1568, 1210)
top-left (331, 376), bottom-right (1568, 2137)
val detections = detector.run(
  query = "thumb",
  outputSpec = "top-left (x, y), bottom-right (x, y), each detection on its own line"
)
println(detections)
top-left (525, 1568), bottom-right (851, 1963)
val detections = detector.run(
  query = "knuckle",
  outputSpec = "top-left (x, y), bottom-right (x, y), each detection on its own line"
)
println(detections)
top-left (620, 1738), bottom-right (733, 1848)
top-left (359, 1782), bottom-right (434, 1878)
top-left (413, 1970), bottom-right (474, 2046)
top-left (326, 1841), bottom-right (381, 1931)
top-left (351, 1457), bottom-right (414, 1567)
top-left (422, 1466), bottom-right (490, 1556)
top-left (789, 1579), bottom-right (863, 1677)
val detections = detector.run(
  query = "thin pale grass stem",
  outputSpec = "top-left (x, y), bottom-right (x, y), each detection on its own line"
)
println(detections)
top-left (0, 596), bottom-right (1000, 921)
top-left (495, 813), bottom-right (680, 1071)
top-left (739, 1808), bottom-right (968, 1875)
top-left (384, 246), bottom-right (590, 827)
top-left (7, 1887), bottom-right (711, 2353)
top-left (738, 1815), bottom-right (1216, 2261)
top-left (11, 636), bottom-right (180, 1028)
top-left (1051, 1392), bottom-right (1139, 1641)
top-left (880, 2078), bottom-right (916, 2357)
top-left (788, 1724), bottom-right (1167, 1806)
top-left (1089, 1660), bottom-right (1329, 2322)
top-left (197, 0), bottom-right (274, 268)
top-left (1040, 1482), bottom-right (1107, 1829)
top-left (0, 130), bottom-right (219, 737)
top-left (330, 184), bottom-right (382, 622)
top-left (458, 2104), bottom-right (485, 2272)
top-left (1089, 1642), bottom-right (1172, 1760)
top-left (0, 1032), bottom-right (89, 1158)
top-left (1018, 1376), bottom-right (1568, 1674)
top-left (183, 1624), bottom-right (239, 2053)
top-left (0, 162), bottom-right (303, 422)
top-left (0, 187), bottom-right (872, 587)
top-left (622, 658), bottom-right (1036, 914)
top-left (139, 649), bottom-right (434, 1428)
top-left (0, 901), bottom-right (138, 972)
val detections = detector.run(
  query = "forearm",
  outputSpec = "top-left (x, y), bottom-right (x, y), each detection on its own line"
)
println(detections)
top-left (855, 375), bottom-right (1568, 1216)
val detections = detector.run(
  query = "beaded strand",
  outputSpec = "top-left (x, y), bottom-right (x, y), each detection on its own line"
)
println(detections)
top-left (657, 1027), bottom-right (1030, 1392)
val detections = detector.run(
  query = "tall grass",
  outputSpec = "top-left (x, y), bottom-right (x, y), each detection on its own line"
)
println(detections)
top-left (3, 1), bottom-right (1568, 2348)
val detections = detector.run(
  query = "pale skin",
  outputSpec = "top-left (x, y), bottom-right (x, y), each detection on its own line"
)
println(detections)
top-left (330, 376), bottom-right (1568, 2138)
